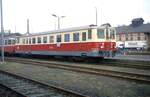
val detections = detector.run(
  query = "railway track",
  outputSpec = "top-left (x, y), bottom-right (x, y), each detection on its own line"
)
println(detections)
top-left (0, 70), bottom-right (88, 97)
top-left (6, 57), bottom-right (150, 84)
top-left (100, 59), bottom-right (150, 70)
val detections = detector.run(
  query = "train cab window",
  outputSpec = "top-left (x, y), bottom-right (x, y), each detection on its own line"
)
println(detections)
top-left (37, 37), bottom-right (41, 43)
top-left (88, 29), bottom-right (92, 39)
top-left (82, 32), bottom-right (86, 41)
top-left (106, 29), bottom-right (109, 39)
top-left (64, 34), bottom-right (70, 42)
top-left (97, 29), bottom-right (104, 39)
top-left (56, 35), bottom-right (61, 42)
top-left (29, 38), bottom-right (31, 44)
top-left (43, 36), bottom-right (47, 43)
top-left (49, 36), bottom-right (54, 43)
top-left (32, 38), bottom-right (36, 44)
top-left (110, 29), bottom-right (115, 39)
top-left (73, 33), bottom-right (79, 41)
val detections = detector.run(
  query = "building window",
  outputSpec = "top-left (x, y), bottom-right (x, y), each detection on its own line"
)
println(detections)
top-left (49, 36), bottom-right (54, 43)
top-left (37, 37), bottom-right (41, 43)
top-left (130, 34), bottom-right (133, 41)
top-left (138, 33), bottom-right (141, 40)
top-left (43, 36), bottom-right (47, 43)
top-left (82, 32), bottom-right (86, 41)
top-left (64, 34), bottom-right (70, 42)
top-left (88, 29), bottom-right (92, 39)
top-left (144, 35), bottom-right (147, 40)
top-left (119, 34), bottom-right (121, 41)
top-left (56, 35), bottom-right (61, 42)
top-left (125, 34), bottom-right (128, 41)
top-left (32, 38), bottom-right (36, 44)
top-left (73, 33), bottom-right (79, 41)
top-left (97, 29), bottom-right (104, 39)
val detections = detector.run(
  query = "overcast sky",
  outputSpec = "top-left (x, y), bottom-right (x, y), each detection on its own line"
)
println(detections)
top-left (2, 0), bottom-right (150, 33)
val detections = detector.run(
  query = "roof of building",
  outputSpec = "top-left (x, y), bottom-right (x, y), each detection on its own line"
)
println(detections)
top-left (115, 23), bottom-right (150, 34)
top-left (0, 33), bottom-right (21, 38)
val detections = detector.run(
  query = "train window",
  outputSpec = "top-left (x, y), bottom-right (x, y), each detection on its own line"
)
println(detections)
top-left (5, 40), bottom-right (8, 45)
top-left (16, 38), bottom-right (19, 44)
top-left (49, 36), bottom-right (54, 43)
top-left (8, 40), bottom-right (11, 45)
top-left (97, 29), bottom-right (104, 39)
top-left (29, 38), bottom-right (31, 44)
top-left (43, 36), bottom-right (47, 43)
top-left (56, 35), bottom-right (61, 42)
top-left (26, 38), bottom-right (28, 44)
top-left (73, 33), bottom-right (79, 41)
top-left (110, 29), bottom-right (115, 39)
top-left (82, 32), bottom-right (86, 41)
top-left (88, 29), bottom-right (92, 39)
top-left (37, 37), bottom-right (41, 43)
top-left (64, 34), bottom-right (70, 42)
top-left (22, 39), bottom-right (26, 44)
top-left (32, 38), bottom-right (36, 44)
top-left (106, 29), bottom-right (109, 39)
top-left (12, 40), bottom-right (15, 44)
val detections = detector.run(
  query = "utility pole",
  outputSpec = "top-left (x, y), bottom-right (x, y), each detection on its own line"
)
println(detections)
top-left (27, 19), bottom-right (29, 34)
top-left (0, 0), bottom-right (4, 63)
top-left (95, 7), bottom-right (97, 25)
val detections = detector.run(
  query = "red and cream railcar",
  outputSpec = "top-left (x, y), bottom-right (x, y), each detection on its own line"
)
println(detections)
top-left (4, 25), bottom-right (116, 58)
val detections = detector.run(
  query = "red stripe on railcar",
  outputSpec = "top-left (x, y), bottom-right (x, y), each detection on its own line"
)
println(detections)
top-left (15, 42), bottom-right (116, 52)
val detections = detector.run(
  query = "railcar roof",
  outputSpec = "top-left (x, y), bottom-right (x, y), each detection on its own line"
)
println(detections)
top-left (22, 25), bottom-right (98, 37)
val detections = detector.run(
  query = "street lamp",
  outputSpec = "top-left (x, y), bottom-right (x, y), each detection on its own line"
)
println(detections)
top-left (95, 7), bottom-right (97, 25)
top-left (0, 0), bottom-right (4, 63)
top-left (52, 14), bottom-right (65, 29)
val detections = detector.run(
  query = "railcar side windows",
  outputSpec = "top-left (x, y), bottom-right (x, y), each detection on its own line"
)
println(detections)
top-left (82, 32), bottom-right (86, 41)
top-left (26, 38), bottom-right (28, 44)
top-left (43, 36), bottom-right (47, 43)
top-left (16, 38), bottom-right (19, 44)
top-left (64, 34), bottom-right (70, 42)
top-left (49, 36), bottom-right (54, 43)
top-left (56, 35), bottom-right (61, 42)
top-left (97, 29), bottom-right (104, 39)
top-left (8, 40), bottom-right (11, 45)
top-left (29, 38), bottom-right (31, 44)
top-left (37, 37), bottom-right (41, 43)
top-left (22, 39), bottom-right (26, 44)
top-left (32, 38), bottom-right (36, 44)
top-left (5, 40), bottom-right (8, 45)
top-left (73, 33), bottom-right (79, 41)
top-left (12, 40), bottom-right (16, 44)
top-left (88, 29), bottom-right (92, 39)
